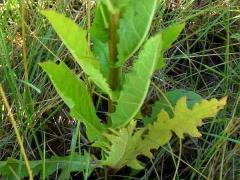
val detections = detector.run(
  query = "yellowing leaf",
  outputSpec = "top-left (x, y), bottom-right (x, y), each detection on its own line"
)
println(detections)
top-left (143, 89), bottom-right (203, 125)
top-left (101, 97), bottom-right (227, 170)
top-left (161, 96), bottom-right (227, 138)
top-left (101, 122), bottom-right (145, 170)
top-left (141, 97), bottom-right (227, 158)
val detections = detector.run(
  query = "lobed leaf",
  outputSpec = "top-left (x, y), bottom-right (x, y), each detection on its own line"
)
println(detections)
top-left (117, 0), bottom-right (158, 66)
top-left (0, 153), bottom-right (93, 179)
top-left (143, 89), bottom-right (203, 125)
top-left (111, 33), bottom-right (163, 128)
top-left (40, 61), bottom-right (106, 142)
top-left (163, 96), bottom-right (227, 138)
top-left (102, 96), bottom-right (227, 170)
top-left (101, 122), bottom-right (144, 170)
top-left (41, 10), bottom-right (112, 98)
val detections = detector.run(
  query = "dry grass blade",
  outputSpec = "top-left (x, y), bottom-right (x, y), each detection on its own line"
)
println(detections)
top-left (0, 84), bottom-right (33, 180)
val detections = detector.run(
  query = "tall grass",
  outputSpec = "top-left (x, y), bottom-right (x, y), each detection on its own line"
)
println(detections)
top-left (0, 0), bottom-right (239, 179)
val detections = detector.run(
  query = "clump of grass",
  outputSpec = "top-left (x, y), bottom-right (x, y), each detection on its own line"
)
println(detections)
top-left (0, 0), bottom-right (239, 179)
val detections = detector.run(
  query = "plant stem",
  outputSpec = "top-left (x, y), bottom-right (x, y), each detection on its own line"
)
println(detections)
top-left (108, 10), bottom-right (121, 114)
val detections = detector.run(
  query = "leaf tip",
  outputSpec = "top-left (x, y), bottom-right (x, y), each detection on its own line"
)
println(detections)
top-left (40, 10), bottom-right (48, 17)
top-left (220, 96), bottom-right (227, 106)
top-left (180, 22), bottom-right (186, 29)
top-left (40, 9), bottom-right (54, 17)
top-left (39, 61), bottom-right (57, 73)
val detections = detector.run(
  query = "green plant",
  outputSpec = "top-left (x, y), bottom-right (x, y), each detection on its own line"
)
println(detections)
top-left (0, 0), bottom-right (227, 178)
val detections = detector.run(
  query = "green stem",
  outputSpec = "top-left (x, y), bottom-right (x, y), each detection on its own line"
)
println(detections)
top-left (108, 10), bottom-right (121, 114)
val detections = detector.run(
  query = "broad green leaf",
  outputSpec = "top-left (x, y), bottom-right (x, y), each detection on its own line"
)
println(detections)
top-left (161, 23), bottom-right (185, 51)
top-left (117, 0), bottom-right (158, 66)
top-left (41, 10), bottom-right (112, 99)
top-left (0, 153), bottom-right (93, 179)
top-left (40, 61), bottom-right (105, 141)
top-left (102, 97), bottom-right (227, 170)
top-left (90, 3), bottom-right (110, 78)
top-left (156, 23), bottom-right (185, 69)
top-left (111, 33), bottom-right (163, 128)
top-left (143, 89), bottom-right (203, 125)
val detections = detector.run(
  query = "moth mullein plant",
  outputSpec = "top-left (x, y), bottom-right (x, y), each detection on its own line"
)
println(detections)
top-left (0, 0), bottom-right (227, 178)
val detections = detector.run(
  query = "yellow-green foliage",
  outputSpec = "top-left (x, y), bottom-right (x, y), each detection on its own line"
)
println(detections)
top-left (102, 97), bottom-right (227, 170)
